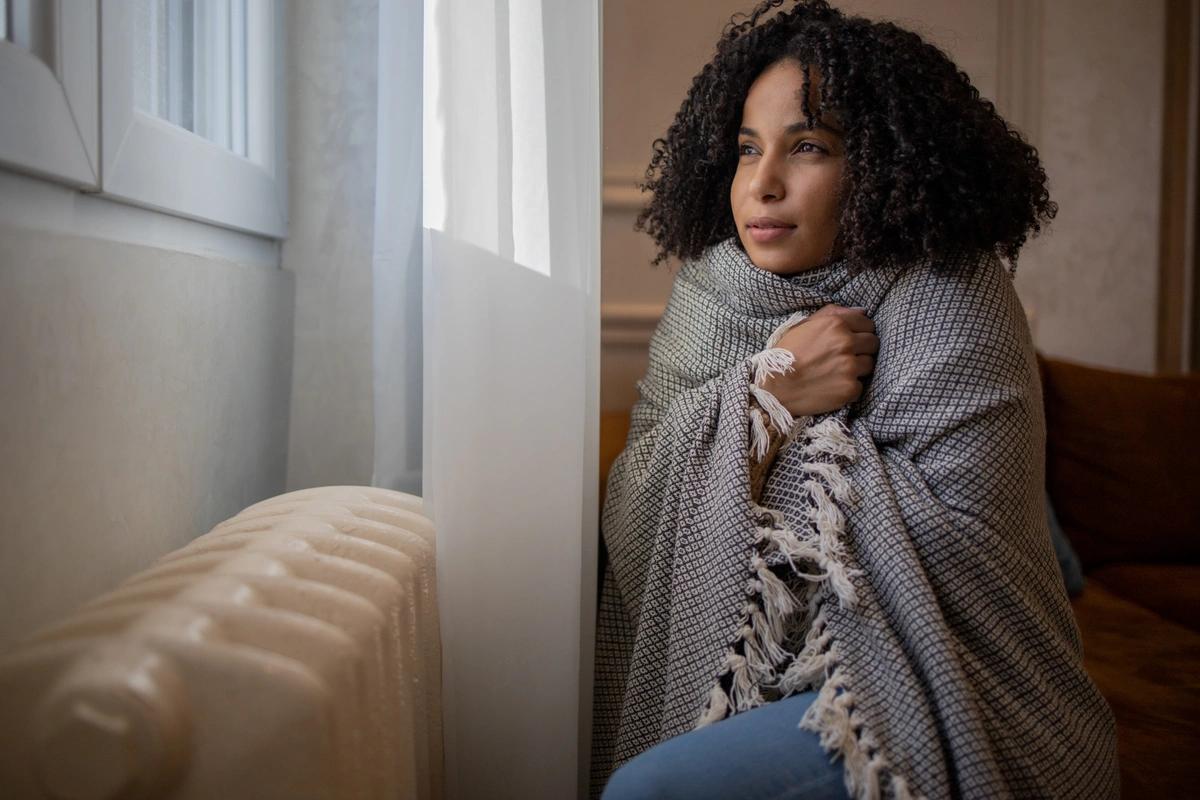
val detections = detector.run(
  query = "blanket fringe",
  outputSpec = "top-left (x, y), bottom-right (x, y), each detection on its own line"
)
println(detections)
top-left (763, 310), bottom-right (811, 349)
top-left (695, 361), bottom-right (924, 800)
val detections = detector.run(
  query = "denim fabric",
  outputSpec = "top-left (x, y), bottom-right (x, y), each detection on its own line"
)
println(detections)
top-left (601, 689), bottom-right (850, 800)
top-left (1045, 490), bottom-right (1085, 597)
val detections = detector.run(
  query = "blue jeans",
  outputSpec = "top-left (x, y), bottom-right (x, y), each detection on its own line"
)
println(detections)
top-left (601, 690), bottom-right (850, 800)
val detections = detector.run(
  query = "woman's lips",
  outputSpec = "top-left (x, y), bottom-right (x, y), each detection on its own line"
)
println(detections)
top-left (739, 217), bottom-right (796, 242)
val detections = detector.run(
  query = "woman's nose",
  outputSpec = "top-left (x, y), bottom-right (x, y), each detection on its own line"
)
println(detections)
top-left (749, 153), bottom-right (785, 201)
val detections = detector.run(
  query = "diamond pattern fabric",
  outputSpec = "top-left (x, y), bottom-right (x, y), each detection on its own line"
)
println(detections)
top-left (590, 237), bottom-right (1119, 800)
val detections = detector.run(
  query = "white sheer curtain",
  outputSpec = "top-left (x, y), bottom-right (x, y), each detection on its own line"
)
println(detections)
top-left (371, 0), bottom-right (424, 495)
top-left (422, 1), bottom-right (601, 798)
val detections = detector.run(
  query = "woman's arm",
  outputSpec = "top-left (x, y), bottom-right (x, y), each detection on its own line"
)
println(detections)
top-left (748, 393), bottom-right (788, 503)
top-left (748, 303), bottom-right (879, 503)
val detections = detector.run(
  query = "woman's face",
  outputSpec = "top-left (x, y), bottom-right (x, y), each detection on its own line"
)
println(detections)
top-left (730, 59), bottom-right (846, 275)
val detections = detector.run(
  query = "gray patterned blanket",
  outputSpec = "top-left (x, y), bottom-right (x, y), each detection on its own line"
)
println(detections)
top-left (590, 237), bottom-right (1119, 799)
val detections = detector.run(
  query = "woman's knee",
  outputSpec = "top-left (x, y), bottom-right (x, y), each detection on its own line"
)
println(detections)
top-left (600, 747), bottom-right (693, 800)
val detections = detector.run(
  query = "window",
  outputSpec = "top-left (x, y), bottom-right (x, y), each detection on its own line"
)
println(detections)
top-left (0, 0), bottom-right (286, 238)
top-left (3, 1), bottom-right (55, 63)
top-left (0, 1), bottom-right (99, 189)
top-left (104, 0), bottom-right (285, 235)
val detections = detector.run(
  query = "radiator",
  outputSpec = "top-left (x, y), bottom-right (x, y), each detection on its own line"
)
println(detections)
top-left (0, 486), bottom-right (442, 800)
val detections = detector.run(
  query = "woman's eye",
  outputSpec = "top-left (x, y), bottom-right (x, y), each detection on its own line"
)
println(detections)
top-left (738, 143), bottom-right (757, 156)
top-left (795, 141), bottom-right (827, 154)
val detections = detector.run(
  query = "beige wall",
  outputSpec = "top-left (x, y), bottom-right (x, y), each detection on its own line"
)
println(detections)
top-left (1013, 0), bottom-right (1165, 373)
top-left (0, 0), bottom-right (394, 647)
top-left (602, 0), bottom-right (1166, 410)
top-left (0, 224), bottom-right (293, 648)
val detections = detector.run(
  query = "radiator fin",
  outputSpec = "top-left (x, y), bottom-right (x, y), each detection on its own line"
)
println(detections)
top-left (0, 486), bottom-right (441, 800)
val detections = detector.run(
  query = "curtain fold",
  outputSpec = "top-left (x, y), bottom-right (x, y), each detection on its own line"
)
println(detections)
top-left (370, 0), bottom-right (424, 494)
top-left (421, 1), bottom-right (602, 797)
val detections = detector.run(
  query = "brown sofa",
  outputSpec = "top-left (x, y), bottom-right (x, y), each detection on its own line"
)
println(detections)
top-left (598, 356), bottom-right (1200, 798)
top-left (1039, 354), bottom-right (1200, 799)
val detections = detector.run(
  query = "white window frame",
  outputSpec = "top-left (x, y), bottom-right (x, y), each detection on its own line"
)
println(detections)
top-left (100, 0), bottom-right (287, 237)
top-left (0, 1), bottom-right (100, 189)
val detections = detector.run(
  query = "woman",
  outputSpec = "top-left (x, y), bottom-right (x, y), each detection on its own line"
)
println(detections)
top-left (592, 2), bottom-right (1119, 799)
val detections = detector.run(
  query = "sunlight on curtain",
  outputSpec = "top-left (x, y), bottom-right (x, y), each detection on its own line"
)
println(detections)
top-left (508, 0), bottom-right (551, 275)
top-left (370, 0), bottom-right (424, 496)
top-left (423, 0), bottom-right (552, 277)
top-left (421, 1), bottom-right (601, 798)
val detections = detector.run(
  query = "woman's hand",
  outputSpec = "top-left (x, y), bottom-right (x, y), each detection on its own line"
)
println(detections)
top-left (758, 304), bottom-right (879, 417)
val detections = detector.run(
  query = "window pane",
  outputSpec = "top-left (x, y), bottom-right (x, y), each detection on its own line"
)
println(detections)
top-left (134, 0), bottom-right (251, 158)
top-left (6, 0), bottom-right (55, 67)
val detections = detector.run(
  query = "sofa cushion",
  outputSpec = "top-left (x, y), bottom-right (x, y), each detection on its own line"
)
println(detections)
top-left (600, 411), bottom-right (632, 506)
top-left (1088, 563), bottom-right (1200, 634)
top-left (1039, 355), bottom-right (1200, 569)
top-left (1070, 581), bottom-right (1200, 799)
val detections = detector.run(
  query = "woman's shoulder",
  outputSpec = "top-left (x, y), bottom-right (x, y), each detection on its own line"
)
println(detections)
top-left (868, 248), bottom-right (1037, 397)
top-left (876, 249), bottom-right (1027, 345)
top-left (882, 248), bottom-right (1014, 311)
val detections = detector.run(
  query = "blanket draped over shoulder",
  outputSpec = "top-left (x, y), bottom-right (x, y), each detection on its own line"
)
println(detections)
top-left (590, 237), bottom-right (1119, 800)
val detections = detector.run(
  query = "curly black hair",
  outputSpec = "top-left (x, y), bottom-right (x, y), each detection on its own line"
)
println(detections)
top-left (635, 0), bottom-right (1056, 273)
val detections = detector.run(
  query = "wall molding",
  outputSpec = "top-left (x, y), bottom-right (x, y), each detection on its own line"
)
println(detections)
top-left (996, 0), bottom-right (1044, 145)
top-left (0, 168), bottom-right (281, 269)
top-left (603, 165), bottom-right (648, 212)
top-left (1157, 0), bottom-right (1200, 373)
top-left (601, 302), bottom-right (663, 346)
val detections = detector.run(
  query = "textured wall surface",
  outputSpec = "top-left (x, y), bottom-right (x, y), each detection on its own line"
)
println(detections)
top-left (284, 0), bottom-right (379, 489)
top-left (602, 0), bottom-right (1165, 409)
top-left (0, 224), bottom-right (293, 647)
top-left (1013, 0), bottom-right (1164, 373)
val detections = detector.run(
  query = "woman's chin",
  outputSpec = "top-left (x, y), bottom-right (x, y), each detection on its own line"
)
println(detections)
top-left (748, 249), bottom-right (823, 276)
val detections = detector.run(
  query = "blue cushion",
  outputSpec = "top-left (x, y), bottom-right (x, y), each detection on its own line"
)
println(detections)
top-left (1045, 490), bottom-right (1085, 597)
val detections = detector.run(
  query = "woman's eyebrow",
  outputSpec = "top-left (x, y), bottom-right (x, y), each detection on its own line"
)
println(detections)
top-left (739, 120), bottom-right (843, 137)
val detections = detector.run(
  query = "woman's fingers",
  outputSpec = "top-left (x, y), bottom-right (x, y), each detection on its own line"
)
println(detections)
top-left (853, 354), bottom-right (875, 376)
top-left (817, 305), bottom-right (875, 334)
top-left (851, 331), bottom-right (880, 354)
top-left (839, 311), bottom-right (875, 334)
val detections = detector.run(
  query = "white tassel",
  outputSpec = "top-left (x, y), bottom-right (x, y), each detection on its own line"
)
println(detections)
top-left (765, 311), bottom-right (811, 348)
top-left (747, 607), bottom-right (794, 666)
top-left (749, 408), bottom-right (771, 460)
top-left (728, 652), bottom-right (763, 712)
top-left (763, 524), bottom-right (826, 574)
top-left (745, 598), bottom-right (784, 649)
top-left (750, 504), bottom-right (787, 527)
top-left (696, 682), bottom-right (730, 728)
top-left (806, 481), bottom-right (851, 557)
top-left (823, 561), bottom-right (861, 609)
top-left (772, 600), bottom-right (833, 695)
top-left (738, 625), bottom-right (773, 676)
top-left (749, 347), bottom-right (796, 385)
top-left (794, 656), bottom-right (925, 800)
top-left (753, 555), bottom-right (800, 637)
top-left (748, 383), bottom-right (795, 435)
top-left (774, 639), bottom-right (831, 694)
top-left (803, 417), bottom-right (857, 460)
top-left (784, 414), bottom-right (814, 448)
top-left (801, 461), bottom-right (855, 503)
